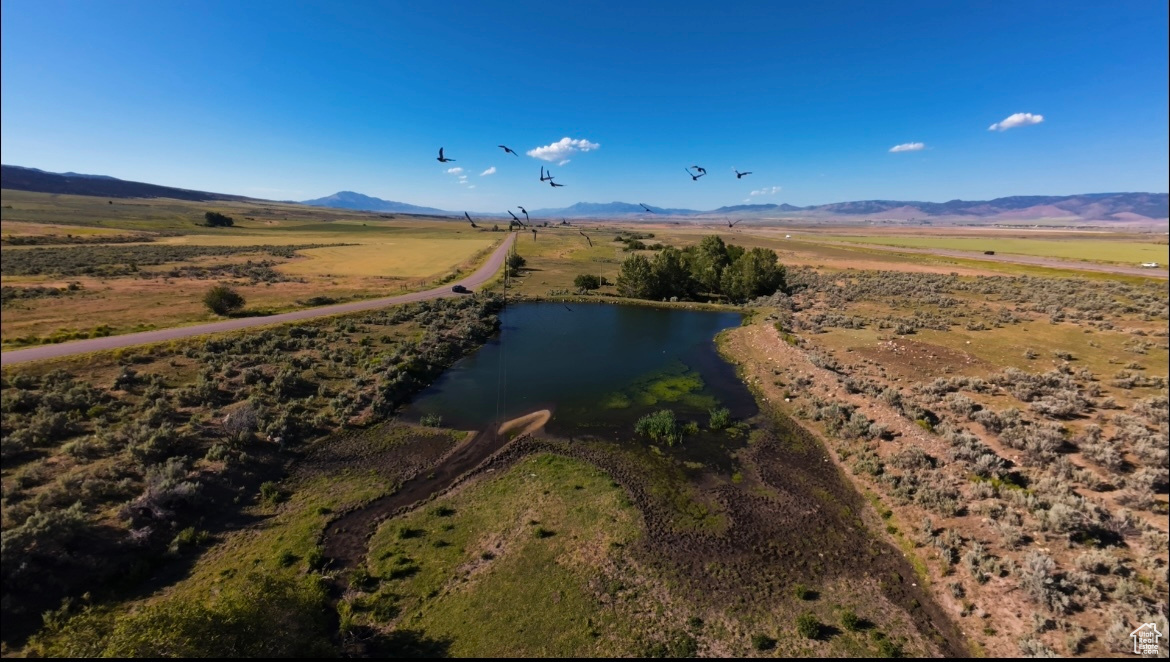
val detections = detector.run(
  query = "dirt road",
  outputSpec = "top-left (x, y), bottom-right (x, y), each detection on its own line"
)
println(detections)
top-left (1, 233), bottom-right (516, 366)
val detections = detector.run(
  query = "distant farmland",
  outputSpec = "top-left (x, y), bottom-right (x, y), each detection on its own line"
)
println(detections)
top-left (817, 234), bottom-right (1169, 265)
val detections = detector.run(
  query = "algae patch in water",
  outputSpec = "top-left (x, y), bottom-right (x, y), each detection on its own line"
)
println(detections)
top-left (600, 360), bottom-right (718, 411)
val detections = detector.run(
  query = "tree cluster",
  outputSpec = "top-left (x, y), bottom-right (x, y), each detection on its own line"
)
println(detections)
top-left (203, 211), bottom-right (234, 227)
top-left (615, 235), bottom-right (786, 303)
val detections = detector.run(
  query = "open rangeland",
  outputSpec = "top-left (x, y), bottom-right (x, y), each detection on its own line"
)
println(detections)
top-left (1, 190), bottom-right (506, 346)
top-left (2, 201), bottom-right (1167, 658)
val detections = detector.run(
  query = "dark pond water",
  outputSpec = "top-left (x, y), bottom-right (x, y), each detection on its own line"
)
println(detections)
top-left (408, 302), bottom-right (757, 441)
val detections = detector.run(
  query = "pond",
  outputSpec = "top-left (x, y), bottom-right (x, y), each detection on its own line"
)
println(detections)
top-left (408, 302), bottom-right (757, 441)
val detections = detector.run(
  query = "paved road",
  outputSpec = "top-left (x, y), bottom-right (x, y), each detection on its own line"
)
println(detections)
top-left (1, 233), bottom-right (516, 366)
top-left (815, 239), bottom-right (1170, 279)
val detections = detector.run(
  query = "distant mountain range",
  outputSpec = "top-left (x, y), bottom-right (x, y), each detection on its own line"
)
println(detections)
top-left (0, 165), bottom-right (246, 202)
top-left (300, 190), bottom-right (448, 215)
top-left (2, 165), bottom-right (1165, 222)
top-left (305, 191), bottom-right (1168, 222)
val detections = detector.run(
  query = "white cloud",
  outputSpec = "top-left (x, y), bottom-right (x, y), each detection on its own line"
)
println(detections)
top-left (989, 112), bottom-right (1044, 131)
top-left (445, 167), bottom-right (463, 174)
top-left (749, 186), bottom-right (782, 196)
top-left (889, 142), bottom-right (925, 153)
top-left (558, 159), bottom-right (571, 166)
top-left (526, 137), bottom-right (600, 162)
top-left (480, 166), bottom-right (496, 176)
top-left (468, 185), bottom-right (476, 189)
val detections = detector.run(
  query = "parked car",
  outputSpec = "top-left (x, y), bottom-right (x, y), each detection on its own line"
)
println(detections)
top-left (451, 284), bottom-right (469, 294)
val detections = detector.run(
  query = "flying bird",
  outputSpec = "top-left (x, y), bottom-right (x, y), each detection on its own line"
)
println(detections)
top-left (437, 147), bottom-right (455, 163)
top-left (639, 203), bottom-right (655, 213)
top-left (726, 218), bottom-right (744, 228)
top-left (464, 212), bottom-right (478, 228)
top-left (549, 180), bottom-right (564, 187)
top-left (539, 166), bottom-right (553, 182)
top-left (685, 167), bottom-right (706, 181)
top-left (518, 206), bottom-right (529, 223)
top-left (507, 210), bottom-right (522, 224)
top-left (734, 168), bottom-right (752, 179)
top-left (691, 165), bottom-right (707, 175)
top-left (579, 230), bottom-right (593, 247)
top-left (564, 304), bottom-right (573, 312)
top-left (498, 145), bottom-right (518, 156)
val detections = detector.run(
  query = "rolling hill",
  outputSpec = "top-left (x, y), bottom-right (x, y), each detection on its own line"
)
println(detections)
top-left (0, 165), bottom-right (247, 202)
top-left (3, 165), bottom-right (1165, 222)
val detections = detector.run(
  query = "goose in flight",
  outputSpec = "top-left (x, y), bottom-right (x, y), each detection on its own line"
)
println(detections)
top-left (540, 166), bottom-right (553, 182)
top-left (734, 168), bottom-right (752, 179)
top-left (437, 147), bottom-right (455, 163)
top-left (640, 203), bottom-right (655, 213)
top-left (518, 206), bottom-right (529, 223)
top-left (579, 230), bottom-right (593, 247)
top-left (686, 167), bottom-right (706, 181)
top-left (691, 165), bottom-right (707, 175)
top-left (507, 210), bottom-right (522, 225)
top-left (499, 145), bottom-right (518, 156)
top-left (464, 212), bottom-right (478, 228)
top-left (549, 180), bottom-right (565, 187)
top-left (726, 218), bottom-right (744, 228)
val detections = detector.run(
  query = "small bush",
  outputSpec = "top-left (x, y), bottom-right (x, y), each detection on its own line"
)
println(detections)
top-left (708, 407), bottom-right (731, 430)
top-left (204, 284), bottom-right (245, 316)
top-left (259, 481), bottom-right (284, 505)
top-left (841, 609), bottom-right (861, 631)
top-left (573, 274), bottom-right (601, 290)
top-left (634, 409), bottom-right (683, 446)
top-left (796, 612), bottom-right (822, 639)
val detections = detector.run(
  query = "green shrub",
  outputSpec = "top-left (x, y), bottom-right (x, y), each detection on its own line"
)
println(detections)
top-left (573, 274), bottom-right (601, 290)
top-left (203, 284), bottom-right (245, 316)
top-left (872, 631), bottom-right (904, 657)
top-left (796, 612), bottom-right (822, 639)
top-left (841, 609), bottom-right (861, 631)
top-left (634, 409), bottom-right (683, 446)
top-left (258, 481), bottom-right (284, 505)
top-left (708, 407), bottom-right (731, 430)
top-left (420, 413), bottom-right (443, 427)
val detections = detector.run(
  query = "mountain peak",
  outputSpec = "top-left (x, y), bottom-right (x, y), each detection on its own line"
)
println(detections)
top-left (300, 191), bottom-right (446, 215)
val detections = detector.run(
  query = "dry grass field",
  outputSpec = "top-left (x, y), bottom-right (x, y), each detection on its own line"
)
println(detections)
top-left (808, 233), bottom-right (1168, 265)
top-left (1, 191), bottom-right (504, 345)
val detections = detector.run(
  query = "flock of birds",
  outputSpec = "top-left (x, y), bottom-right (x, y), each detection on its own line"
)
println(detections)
top-left (439, 145), bottom-right (755, 235)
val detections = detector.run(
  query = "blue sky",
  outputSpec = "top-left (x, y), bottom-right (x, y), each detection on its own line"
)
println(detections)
top-left (2, 0), bottom-right (1167, 210)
